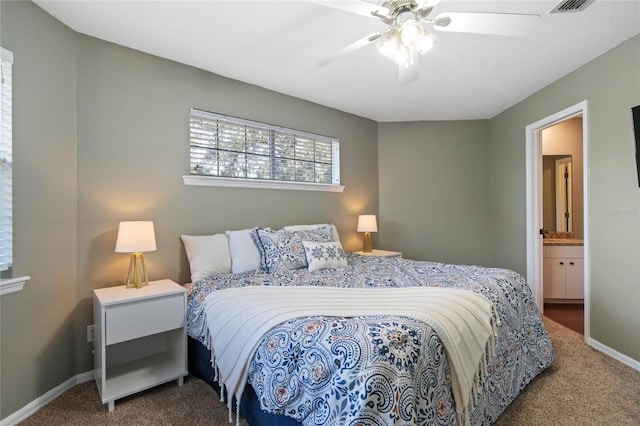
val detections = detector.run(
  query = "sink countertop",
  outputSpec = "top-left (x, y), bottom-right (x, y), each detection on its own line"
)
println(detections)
top-left (543, 238), bottom-right (584, 246)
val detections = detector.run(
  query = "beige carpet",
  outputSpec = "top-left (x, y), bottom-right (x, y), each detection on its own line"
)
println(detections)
top-left (17, 318), bottom-right (640, 425)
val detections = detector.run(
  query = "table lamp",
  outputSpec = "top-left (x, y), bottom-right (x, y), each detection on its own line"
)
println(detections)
top-left (357, 215), bottom-right (378, 253)
top-left (115, 221), bottom-right (157, 288)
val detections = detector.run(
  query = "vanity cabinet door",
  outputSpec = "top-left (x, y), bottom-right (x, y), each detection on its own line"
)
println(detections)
top-left (565, 258), bottom-right (584, 299)
top-left (545, 258), bottom-right (567, 299)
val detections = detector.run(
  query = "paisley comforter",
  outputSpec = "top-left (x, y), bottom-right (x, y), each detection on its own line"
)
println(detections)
top-left (185, 255), bottom-right (554, 425)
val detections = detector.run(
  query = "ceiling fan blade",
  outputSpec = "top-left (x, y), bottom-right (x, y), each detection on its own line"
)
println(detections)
top-left (312, 1), bottom-right (388, 19)
top-left (433, 12), bottom-right (541, 37)
top-left (399, 50), bottom-right (420, 86)
top-left (312, 33), bottom-right (382, 69)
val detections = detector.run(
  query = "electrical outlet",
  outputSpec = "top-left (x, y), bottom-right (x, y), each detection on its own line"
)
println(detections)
top-left (87, 325), bottom-right (95, 343)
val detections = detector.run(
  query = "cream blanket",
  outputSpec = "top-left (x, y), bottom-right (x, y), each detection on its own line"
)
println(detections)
top-left (204, 286), bottom-right (498, 425)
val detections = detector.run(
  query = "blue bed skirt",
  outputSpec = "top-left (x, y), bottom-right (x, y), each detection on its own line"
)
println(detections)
top-left (188, 337), bottom-right (300, 426)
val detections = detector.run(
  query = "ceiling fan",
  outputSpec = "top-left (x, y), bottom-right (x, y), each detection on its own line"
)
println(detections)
top-left (313, 0), bottom-right (541, 85)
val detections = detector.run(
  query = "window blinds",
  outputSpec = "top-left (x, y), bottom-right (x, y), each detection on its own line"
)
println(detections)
top-left (189, 108), bottom-right (340, 185)
top-left (0, 48), bottom-right (13, 272)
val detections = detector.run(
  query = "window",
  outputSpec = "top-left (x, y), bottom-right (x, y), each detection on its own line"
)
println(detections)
top-left (1, 48), bottom-right (13, 276)
top-left (1, 48), bottom-right (30, 295)
top-left (185, 108), bottom-right (344, 192)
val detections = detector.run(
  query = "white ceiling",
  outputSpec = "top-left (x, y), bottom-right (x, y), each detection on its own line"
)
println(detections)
top-left (33, 0), bottom-right (640, 122)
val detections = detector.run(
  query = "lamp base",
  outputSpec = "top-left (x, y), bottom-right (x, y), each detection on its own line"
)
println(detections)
top-left (362, 232), bottom-right (373, 253)
top-left (126, 252), bottom-right (150, 289)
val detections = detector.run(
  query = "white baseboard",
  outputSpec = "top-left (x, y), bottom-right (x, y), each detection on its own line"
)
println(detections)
top-left (589, 338), bottom-right (640, 372)
top-left (0, 371), bottom-right (94, 426)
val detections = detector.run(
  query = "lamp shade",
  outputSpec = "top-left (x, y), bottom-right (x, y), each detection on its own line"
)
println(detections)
top-left (115, 221), bottom-right (157, 253)
top-left (357, 215), bottom-right (378, 233)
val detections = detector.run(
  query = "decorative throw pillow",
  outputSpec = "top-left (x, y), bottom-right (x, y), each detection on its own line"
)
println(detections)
top-left (225, 228), bottom-right (263, 274)
top-left (180, 234), bottom-right (231, 282)
top-left (283, 223), bottom-right (341, 244)
top-left (302, 241), bottom-right (348, 272)
top-left (254, 224), bottom-right (335, 273)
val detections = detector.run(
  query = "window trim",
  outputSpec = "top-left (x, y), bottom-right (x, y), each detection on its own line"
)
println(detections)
top-left (182, 175), bottom-right (345, 192)
top-left (0, 276), bottom-right (31, 297)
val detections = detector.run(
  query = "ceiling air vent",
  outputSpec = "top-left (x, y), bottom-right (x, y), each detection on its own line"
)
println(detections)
top-left (549, 0), bottom-right (595, 13)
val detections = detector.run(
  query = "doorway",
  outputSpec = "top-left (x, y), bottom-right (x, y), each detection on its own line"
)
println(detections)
top-left (525, 101), bottom-right (590, 341)
top-left (540, 117), bottom-right (585, 334)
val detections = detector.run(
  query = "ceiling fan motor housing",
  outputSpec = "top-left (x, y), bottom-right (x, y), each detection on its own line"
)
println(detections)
top-left (383, 0), bottom-right (420, 18)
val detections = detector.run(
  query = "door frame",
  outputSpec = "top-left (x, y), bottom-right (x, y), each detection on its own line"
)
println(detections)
top-left (525, 100), bottom-right (589, 341)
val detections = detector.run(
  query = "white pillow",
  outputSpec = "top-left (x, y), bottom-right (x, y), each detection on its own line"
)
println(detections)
top-left (225, 228), bottom-right (263, 274)
top-left (283, 223), bottom-right (340, 243)
top-left (302, 241), bottom-right (348, 272)
top-left (181, 234), bottom-right (231, 282)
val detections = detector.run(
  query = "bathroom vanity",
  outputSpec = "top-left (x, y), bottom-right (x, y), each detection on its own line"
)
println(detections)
top-left (543, 238), bottom-right (584, 301)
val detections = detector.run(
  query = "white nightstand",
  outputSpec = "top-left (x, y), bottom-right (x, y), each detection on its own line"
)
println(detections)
top-left (93, 279), bottom-right (187, 412)
top-left (354, 249), bottom-right (403, 258)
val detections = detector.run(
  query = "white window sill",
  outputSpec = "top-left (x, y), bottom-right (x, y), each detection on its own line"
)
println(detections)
top-left (0, 276), bottom-right (31, 296)
top-left (182, 175), bottom-right (345, 193)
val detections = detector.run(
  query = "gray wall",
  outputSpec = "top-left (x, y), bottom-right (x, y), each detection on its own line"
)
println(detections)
top-left (490, 35), bottom-right (640, 361)
top-left (378, 121), bottom-right (492, 266)
top-left (0, 0), bottom-right (78, 418)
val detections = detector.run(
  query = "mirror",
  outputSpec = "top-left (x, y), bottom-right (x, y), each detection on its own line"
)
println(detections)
top-left (543, 155), bottom-right (572, 233)
top-left (554, 157), bottom-right (572, 232)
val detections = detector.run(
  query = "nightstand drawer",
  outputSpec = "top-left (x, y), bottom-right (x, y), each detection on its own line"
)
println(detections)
top-left (105, 294), bottom-right (184, 345)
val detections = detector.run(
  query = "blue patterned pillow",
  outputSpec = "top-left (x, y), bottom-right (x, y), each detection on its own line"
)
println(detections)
top-left (254, 225), bottom-right (335, 273)
top-left (302, 241), bottom-right (348, 271)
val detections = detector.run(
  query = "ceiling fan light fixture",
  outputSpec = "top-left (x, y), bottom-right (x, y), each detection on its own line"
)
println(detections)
top-left (400, 19), bottom-right (424, 46)
top-left (393, 44), bottom-right (410, 66)
top-left (376, 30), bottom-right (400, 58)
top-left (415, 32), bottom-right (436, 54)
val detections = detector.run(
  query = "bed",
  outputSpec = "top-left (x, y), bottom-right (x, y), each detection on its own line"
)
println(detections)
top-left (183, 224), bottom-right (554, 425)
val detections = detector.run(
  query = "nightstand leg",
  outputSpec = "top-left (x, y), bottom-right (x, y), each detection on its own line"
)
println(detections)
top-left (108, 400), bottom-right (114, 412)
top-left (177, 376), bottom-right (184, 387)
